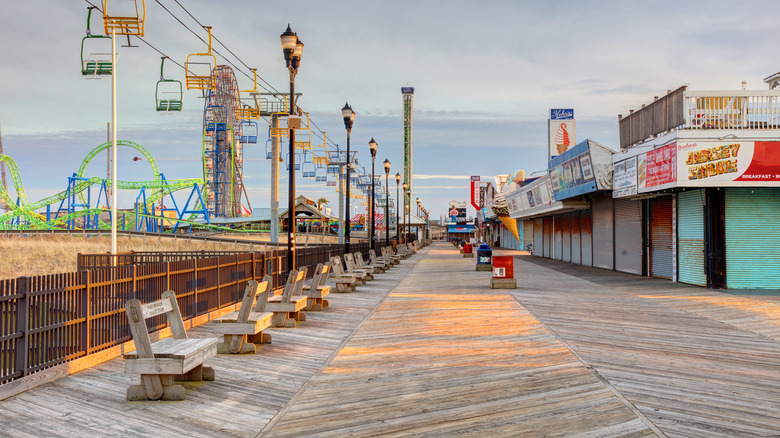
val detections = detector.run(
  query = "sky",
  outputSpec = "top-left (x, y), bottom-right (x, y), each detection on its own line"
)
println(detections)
top-left (1, 0), bottom-right (779, 221)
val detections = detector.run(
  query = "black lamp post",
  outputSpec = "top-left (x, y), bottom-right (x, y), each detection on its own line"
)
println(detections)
top-left (416, 198), bottom-right (421, 242)
top-left (368, 138), bottom-right (378, 250)
top-left (280, 24), bottom-right (303, 270)
top-left (342, 102), bottom-right (355, 254)
top-left (402, 182), bottom-right (408, 244)
top-left (395, 173), bottom-right (401, 244)
top-left (383, 158), bottom-right (391, 246)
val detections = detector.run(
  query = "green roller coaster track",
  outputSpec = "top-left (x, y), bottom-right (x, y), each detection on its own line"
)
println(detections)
top-left (0, 140), bottom-right (240, 233)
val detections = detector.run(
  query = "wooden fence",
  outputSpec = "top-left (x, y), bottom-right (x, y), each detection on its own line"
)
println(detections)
top-left (0, 241), bottom-right (389, 391)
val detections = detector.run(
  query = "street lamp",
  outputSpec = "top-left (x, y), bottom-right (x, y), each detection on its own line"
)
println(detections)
top-left (342, 102), bottom-right (355, 254)
top-left (281, 24), bottom-right (303, 270)
top-left (395, 173), bottom-right (401, 244)
top-left (368, 138), bottom-right (378, 250)
top-left (416, 197), bottom-right (421, 242)
top-left (402, 182), bottom-right (408, 244)
top-left (383, 158), bottom-right (391, 246)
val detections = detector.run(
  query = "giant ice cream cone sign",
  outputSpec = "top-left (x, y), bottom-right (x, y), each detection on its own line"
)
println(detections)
top-left (549, 109), bottom-right (575, 159)
top-left (555, 123), bottom-right (570, 154)
top-left (498, 215), bottom-right (520, 242)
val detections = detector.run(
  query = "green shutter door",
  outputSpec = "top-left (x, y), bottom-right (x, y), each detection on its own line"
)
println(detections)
top-left (677, 190), bottom-right (706, 286)
top-left (725, 188), bottom-right (780, 289)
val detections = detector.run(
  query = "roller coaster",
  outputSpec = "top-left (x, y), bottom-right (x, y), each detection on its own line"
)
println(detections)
top-left (0, 140), bottom-right (226, 233)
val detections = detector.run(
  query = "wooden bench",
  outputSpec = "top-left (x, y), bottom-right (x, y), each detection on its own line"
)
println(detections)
top-left (397, 243), bottom-right (412, 259)
top-left (301, 263), bottom-right (331, 311)
top-left (369, 249), bottom-right (392, 271)
top-left (343, 253), bottom-right (373, 282)
top-left (212, 277), bottom-right (273, 354)
top-left (330, 255), bottom-right (359, 292)
top-left (124, 290), bottom-right (217, 401)
top-left (382, 246), bottom-right (401, 265)
top-left (266, 269), bottom-right (308, 328)
top-left (354, 251), bottom-right (385, 274)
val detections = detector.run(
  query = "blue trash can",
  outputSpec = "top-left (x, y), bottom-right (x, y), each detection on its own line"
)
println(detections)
top-left (476, 244), bottom-right (492, 271)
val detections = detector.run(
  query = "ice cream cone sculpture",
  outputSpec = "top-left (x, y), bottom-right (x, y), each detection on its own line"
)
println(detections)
top-left (498, 215), bottom-right (520, 242)
top-left (555, 123), bottom-right (570, 154)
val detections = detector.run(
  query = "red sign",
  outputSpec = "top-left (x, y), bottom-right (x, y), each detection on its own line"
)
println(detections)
top-left (470, 176), bottom-right (480, 210)
top-left (644, 143), bottom-right (677, 187)
top-left (492, 256), bottom-right (514, 279)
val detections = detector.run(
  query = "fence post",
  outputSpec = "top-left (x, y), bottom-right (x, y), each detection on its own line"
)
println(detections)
top-left (16, 276), bottom-right (30, 377)
top-left (83, 270), bottom-right (92, 355)
top-left (165, 261), bottom-right (171, 292)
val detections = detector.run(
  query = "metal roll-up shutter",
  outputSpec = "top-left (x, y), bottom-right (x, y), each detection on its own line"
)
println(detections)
top-left (543, 216), bottom-right (552, 258)
top-left (581, 209), bottom-right (593, 267)
top-left (678, 190), bottom-right (706, 286)
top-left (553, 215), bottom-right (563, 261)
top-left (571, 211), bottom-right (581, 265)
top-left (592, 196), bottom-right (614, 270)
top-left (561, 213), bottom-right (571, 262)
top-left (523, 220), bottom-right (534, 252)
top-left (650, 196), bottom-right (674, 279)
top-left (725, 188), bottom-right (780, 289)
top-left (533, 218), bottom-right (543, 256)
top-left (614, 198), bottom-right (643, 275)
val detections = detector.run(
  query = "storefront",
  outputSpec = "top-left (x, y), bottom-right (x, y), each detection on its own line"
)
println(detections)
top-left (615, 132), bottom-right (780, 289)
top-left (546, 139), bottom-right (614, 267)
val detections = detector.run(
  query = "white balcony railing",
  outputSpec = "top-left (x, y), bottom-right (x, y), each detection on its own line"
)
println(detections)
top-left (683, 90), bottom-right (780, 130)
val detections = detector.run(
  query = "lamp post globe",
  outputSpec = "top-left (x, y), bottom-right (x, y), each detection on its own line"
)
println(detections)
top-left (342, 102), bottom-right (355, 254)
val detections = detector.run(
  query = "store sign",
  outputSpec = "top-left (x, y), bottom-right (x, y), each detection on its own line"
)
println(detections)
top-left (549, 149), bottom-right (596, 199)
top-left (470, 176), bottom-right (480, 210)
top-left (549, 109), bottom-right (576, 159)
top-left (677, 141), bottom-right (780, 187)
top-left (613, 157), bottom-right (637, 198)
top-left (641, 143), bottom-right (677, 188)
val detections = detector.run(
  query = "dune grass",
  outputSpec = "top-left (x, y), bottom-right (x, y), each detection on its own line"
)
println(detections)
top-left (0, 235), bottom-right (258, 279)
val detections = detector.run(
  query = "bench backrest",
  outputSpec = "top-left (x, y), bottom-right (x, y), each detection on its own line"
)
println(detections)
top-left (125, 290), bottom-right (187, 360)
top-left (251, 275), bottom-right (273, 313)
top-left (369, 249), bottom-right (379, 263)
top-left (352, 252), bottom-right (365, 269)
top-left (280, 269), bottom-right (304, 303)
top-left (302, 263), bottom-right (323, 294)
top-left (318, 263), bottom-right (331, 287)
top-left (293, 266), bottom-right (308, 296)
top-left (343, 253), bottom-right (358, 272)
top-left (330, 255), bottom-right (346, 276)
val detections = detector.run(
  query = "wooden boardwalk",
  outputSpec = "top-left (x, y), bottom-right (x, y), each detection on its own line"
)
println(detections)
top-left (512, 252), bottom-right (780, 437)
top-left (1, 242), bottom-right (779, 437)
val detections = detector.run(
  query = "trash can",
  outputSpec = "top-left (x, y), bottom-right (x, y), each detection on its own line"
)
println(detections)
top-left (476, 244), bottom-right (492, 271)
top-left (463, 243), bottom-right (474, 258)
top-left (491, 256), bottom-right (516, 289)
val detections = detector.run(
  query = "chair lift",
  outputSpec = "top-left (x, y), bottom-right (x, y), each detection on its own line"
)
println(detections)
top-left (313, 155), bottom-right (328, 182)
top-left (240, 120), bottom-right (258, 144)
top-left (285, 152), bottom-right (301, 170)
top-left (102, 0), bottom-right (146, 36)
top-left (185, 26), bottom-right (216, 90)
top-left (204, 104), bottom-right (226, 134)
top-left (301, 151), bottom-right (315, 178)
top-left (155, 57), bottom-right (183, 112)
top-left (81, 7), bottom-right (113, 77)
top-left (235, 68), bottom-right (261, 121)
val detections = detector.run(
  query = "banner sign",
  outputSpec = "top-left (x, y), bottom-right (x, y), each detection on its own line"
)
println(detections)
top-left (612, 157), bottom-right (637, 198)
top-left (470, 176), bottom-right (480, 210)
top-left (677, 141), bottom-right (780, 186)
top-left (549, 149), bottom-right (596, 200)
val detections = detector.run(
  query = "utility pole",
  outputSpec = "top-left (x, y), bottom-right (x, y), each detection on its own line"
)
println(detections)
top-left (106, 122), bottom-right (111, 198)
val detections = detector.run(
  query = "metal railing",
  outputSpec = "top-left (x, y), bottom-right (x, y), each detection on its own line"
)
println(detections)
top-left (0, 240), bottom-right (395, 390)
top-left (619, 87), bottom-right (780, 149)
